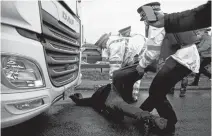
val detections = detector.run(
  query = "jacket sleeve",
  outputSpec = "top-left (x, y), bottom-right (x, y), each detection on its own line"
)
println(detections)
top-left (139, 29), bottom-right (165, 68)
top-left (165, 1), bottom-right (211, 33)
top-left (197, 34), bottom-right (211, 53)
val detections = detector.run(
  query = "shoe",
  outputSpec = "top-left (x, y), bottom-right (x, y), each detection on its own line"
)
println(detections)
top-left (69, 93), bottom-right (83, 104)
top-left (179, 88), bottom-right (186, 97)
top-left (160, 124), bottom-right (175, 136)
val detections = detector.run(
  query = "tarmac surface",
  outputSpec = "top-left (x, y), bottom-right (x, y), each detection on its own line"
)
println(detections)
top-left (2, 90), bottom-right (211, 136)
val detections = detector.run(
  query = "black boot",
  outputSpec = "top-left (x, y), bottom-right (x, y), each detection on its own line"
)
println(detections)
top-left (69, 93), bottom-right (83, 104)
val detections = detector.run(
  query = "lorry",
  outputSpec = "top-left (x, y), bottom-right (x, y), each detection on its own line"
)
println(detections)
top-left (1, 0), bottom-right (82, 128)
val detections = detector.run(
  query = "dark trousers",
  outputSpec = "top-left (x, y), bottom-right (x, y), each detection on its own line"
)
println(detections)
top-left (104, 84), bottom-right (152, 120)
top-left (73, 84), bottom-right (152, 121)
top-left (140, 57), bottom-right (191, 125)
top-left (113, 64), bottom-right (144, 102)
top-left (193, 57), bottom-right (211, 84)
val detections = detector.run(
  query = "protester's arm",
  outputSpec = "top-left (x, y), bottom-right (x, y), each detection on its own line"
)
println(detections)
top-left (164, 1), bottom-right (211, 33)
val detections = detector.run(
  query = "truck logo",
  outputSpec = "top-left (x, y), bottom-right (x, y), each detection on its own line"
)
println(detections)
top-left (62, 11), bottom-right (74, 25)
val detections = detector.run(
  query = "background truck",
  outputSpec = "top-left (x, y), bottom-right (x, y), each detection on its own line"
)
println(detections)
top-left (1, 0), bottom-right (82, 128)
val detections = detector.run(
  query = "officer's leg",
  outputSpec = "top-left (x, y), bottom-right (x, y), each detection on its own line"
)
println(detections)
top-left (140, 58), bottom-right (191, 127)
top-left (113, 64), bottom-right (143, 103)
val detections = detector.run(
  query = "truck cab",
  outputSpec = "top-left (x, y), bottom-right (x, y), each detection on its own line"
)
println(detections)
top-left (1, 0), bottom-right (82, 128)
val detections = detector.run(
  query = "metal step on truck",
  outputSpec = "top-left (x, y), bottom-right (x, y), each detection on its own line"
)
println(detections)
top-left (1, 0), bottom-right (82, 128)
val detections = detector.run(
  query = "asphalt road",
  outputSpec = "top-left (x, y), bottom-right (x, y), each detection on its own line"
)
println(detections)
top-left (2, 90), bottom-right (211, 136)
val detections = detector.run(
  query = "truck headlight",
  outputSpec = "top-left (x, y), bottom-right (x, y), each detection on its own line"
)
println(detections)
top-left (1, 55), bottom-right (45, 89)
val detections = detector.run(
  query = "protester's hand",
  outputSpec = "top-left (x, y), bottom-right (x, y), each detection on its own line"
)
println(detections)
top-left (148, 11), bottom-right (165, 28)
top-left (136, 65), bottom-right (145, 76)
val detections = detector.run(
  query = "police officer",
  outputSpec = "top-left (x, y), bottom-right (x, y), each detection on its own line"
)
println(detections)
top-left (136, 2), bottom-right (200, 134)
top-left (118, 26), bottom-right (146, 102)
top-left (96, 28), bottom-right (146, 103)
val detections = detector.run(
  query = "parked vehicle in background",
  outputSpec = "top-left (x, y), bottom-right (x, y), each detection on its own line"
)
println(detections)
top-left (1, 0), bottom-right (82, 128)
top-left (81, 44), bottom-right (102, 64)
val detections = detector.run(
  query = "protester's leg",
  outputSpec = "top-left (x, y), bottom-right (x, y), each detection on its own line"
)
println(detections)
top-left (140, 57), bottom-right (191, 127)
top-left (69, 93), bottom-right (93, 106)
top-left (105, 85), bottom-right (167, 131)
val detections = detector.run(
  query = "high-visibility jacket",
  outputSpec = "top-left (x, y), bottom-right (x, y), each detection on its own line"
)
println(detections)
top-left (103, 34), bottom-right (146, 96)
top-left (139, 26), bottom-right (200, 73)
top-left (103, 36), bottom-right (127, 78)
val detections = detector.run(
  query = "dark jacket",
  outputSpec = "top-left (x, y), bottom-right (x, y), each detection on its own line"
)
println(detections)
top-left (160, 30), bottom-right (199, 60)
top-left (165, 1), bottom-right (211, 33)
top-left (197, 33), bottom-right (211, 58)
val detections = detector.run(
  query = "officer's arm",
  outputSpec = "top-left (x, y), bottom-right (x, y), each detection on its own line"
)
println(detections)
top-left (139, 29), bottom-right (165, 68)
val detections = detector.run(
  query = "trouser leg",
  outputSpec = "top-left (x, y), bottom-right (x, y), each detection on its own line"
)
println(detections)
top-left (113, 64), bottom-right (144, 102)
top-left (109, 63), bottom-right (122, 79)
top-left (195, 57), bottom-right (211, 82)
top-left (140, 57), bottom-right (191, 125)
top-left (70, 96), bottom-right (93, 106)
top-left (105, 85), bottom-right (151, 121)
top-left (193, 73), bottom-right (201, 84)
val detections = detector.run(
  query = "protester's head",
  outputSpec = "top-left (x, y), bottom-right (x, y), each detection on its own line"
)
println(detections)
top-left (95, 33), bottom-right (110, 49)
top-left (137, 2), bottom-right (162, 22)
top-left (118, 26), bottom-right (131, 37)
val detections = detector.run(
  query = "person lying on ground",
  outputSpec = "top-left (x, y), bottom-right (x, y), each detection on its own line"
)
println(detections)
top-left (69, 79), bottom-right (167, 136)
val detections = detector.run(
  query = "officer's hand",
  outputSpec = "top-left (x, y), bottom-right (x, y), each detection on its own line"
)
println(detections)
top-left (147, 11), bottom-right (165, 28)
top-left (136, 65), bottom-right (145, 76)
top-left (133, 55), bottom-right (139, 63)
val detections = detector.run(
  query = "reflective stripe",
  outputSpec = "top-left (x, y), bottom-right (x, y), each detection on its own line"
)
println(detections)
top-left (109, 61), bottom-right (122, 64)
top-left (147, 45), bottom-right (161, 51)
top-left (109, 38), bottom-right (128, 46)
top-left (144, 53), bottom-right (153, 62)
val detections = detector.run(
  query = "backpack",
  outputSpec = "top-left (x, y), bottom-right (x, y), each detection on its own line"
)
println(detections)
top-left (160, 30), bottom-right (199, 60)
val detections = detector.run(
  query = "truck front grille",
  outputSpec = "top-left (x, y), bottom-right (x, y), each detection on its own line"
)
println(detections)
top-left (41, 10), bottom-right (81, 87)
